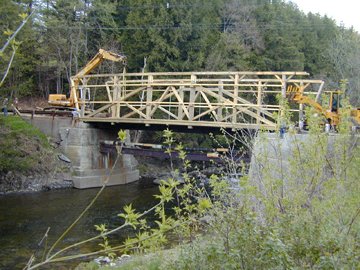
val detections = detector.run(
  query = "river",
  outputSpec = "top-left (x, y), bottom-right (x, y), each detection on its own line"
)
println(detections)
top-left (0, 180), bottom-right (159, 269)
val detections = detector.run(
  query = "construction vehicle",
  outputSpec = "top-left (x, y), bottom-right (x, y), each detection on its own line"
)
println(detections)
top-left (48, 49), bottom-right (126, 108)
top-left (286, 85), bottom-right (360, 127)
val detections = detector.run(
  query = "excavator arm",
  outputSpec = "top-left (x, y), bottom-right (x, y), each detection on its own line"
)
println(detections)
top-left (287, 85), bottom-right (340, 126)
top-left (293, 93), bottom-right (339, 126)
top-left (74, 49), bottom-right (127, 78)
top-left (70, 49), bottom-right (127, 109)
top-left (48, 49), bottom-right (126, 109)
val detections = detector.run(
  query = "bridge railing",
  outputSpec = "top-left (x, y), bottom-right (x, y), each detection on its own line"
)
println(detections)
top-left (73, 71), bottom-right (323, 130)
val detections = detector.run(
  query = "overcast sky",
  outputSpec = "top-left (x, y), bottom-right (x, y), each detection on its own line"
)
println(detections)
top-left (288, 0), bottom-right (359, 32)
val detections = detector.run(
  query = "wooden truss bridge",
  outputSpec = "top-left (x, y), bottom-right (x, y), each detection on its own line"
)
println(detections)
top-left (73, 71), bottom-right (324, 130)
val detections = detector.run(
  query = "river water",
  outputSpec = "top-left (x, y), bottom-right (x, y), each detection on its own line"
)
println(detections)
top-left (0, 180), bottom-right (159, 269)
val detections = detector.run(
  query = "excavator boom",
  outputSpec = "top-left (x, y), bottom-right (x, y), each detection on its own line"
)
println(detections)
top-left (75, 49), bottom-right (126, 78)
top-left (293, 93), bottom-right (339, 125)
top-left (287, 85), bottom-right (360, 127)
top-left (48, 49), bottom-right (126, 108)
top-left (287, 85), bottom-right (340, 126)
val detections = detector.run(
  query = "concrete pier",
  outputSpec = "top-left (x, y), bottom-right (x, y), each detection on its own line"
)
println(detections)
top-left (249, 132), bottom-right (358, 202)
top-left (22, 115), bottom-right (139, 188)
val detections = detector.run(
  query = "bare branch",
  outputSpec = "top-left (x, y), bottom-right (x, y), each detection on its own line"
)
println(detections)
top-left (0, 10), bottom-right (35, 55)
top-left (0, 48), bottom-right (16, 87)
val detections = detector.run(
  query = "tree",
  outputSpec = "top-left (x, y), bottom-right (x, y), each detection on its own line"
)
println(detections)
top-left (0, 0), bottom-right (35, 97)
top-left (120, 0), bottom-right (221, 72)
top-left (327, 27), bottom-right (360, 105)
top-left (206, 0), bottom-right (264, 71)
top-left (302, 13), bottom-right (337, 77)
top-left (39, 0), bottom-right (89, 95)
top-left (255, 1), bottom-right (305, 70)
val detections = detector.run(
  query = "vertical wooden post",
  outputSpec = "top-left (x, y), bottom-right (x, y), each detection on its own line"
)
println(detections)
top-left (280, 74), bottom-right (287, 121)
top-left (121, 71), bottom-right (126, 99)
top-left (257, 81), bottom-right (262, 125)
top-left (71, 79), bottom-right (80, 112)
top-left (178, 85), bottom-right (184, 120)
top-left (112, 76), bottom-right (120, 118)
top-left (146, 75), bottom-right (153, 120)
top-left (188, 75), bottom-right (197, 124)
top-left (80, 78), bottom-right (88, 117)
top-left (217, 80), bottom-right (223, 121)
top-left (281, 74), bottom-right (287, 98)
top-left (315, 81), bottom-right (324, 103)
top-left (189, 87), bottom-right (195, 121)
top-left (232, 74), bottom-right (239, 124)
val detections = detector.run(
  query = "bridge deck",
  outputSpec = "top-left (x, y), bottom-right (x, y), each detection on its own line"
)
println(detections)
top-left (73, 71), bottom-right (324, 130)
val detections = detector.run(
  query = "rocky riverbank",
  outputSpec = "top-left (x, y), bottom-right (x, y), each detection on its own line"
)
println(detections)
top-left (0, 115), bottom-right (73, 194)
top-left (136, 155), bottom-right (225, 185)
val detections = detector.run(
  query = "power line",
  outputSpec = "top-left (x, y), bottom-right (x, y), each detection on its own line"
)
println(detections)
top-left (40, 22), bottom-right (341, 31)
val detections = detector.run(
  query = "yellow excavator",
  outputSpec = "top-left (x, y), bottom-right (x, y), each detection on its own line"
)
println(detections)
top-left (48, 49), bottom-right (126, 108)
top-left (286, 85), bottom-right (360, 127)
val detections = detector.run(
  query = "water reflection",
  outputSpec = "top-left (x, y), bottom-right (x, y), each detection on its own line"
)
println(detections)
top-left (0, 180), bottom-right (159, 269)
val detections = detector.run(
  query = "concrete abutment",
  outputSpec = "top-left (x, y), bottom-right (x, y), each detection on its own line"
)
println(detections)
top-left (22, 115), bottom-right (139, 188)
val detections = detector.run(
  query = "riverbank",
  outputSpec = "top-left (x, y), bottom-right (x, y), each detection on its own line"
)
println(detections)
top-left (0, 115), bottom-right (72, 194)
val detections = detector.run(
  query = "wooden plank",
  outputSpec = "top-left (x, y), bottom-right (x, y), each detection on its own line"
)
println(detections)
top-left (81, 117), bottom-right (277, 130)
top-left (188, 87), bottom-right (196, 121)
top-left (149, 87), bottom-right (172, 116)
top-left (146, 75), bottom-right (153, 120)
top-left (315, 81), bottom-right (325, 103)
top-left (158, 106), bottom-right (179, 120)
top-left (124, 103), bottom-right (147, 119)
top-left (217, 80), bottom-right (223, 121)
top-left (146, 87), bottom-right (153, 120)
top-left (193, 105), bottom-right (220, 121)
top-left (86, 103), bottom-right (114, 117)
top-left (257, 81), bottom-right (262, 125)
top-left (199, 87), bottom-right (275, 126)
top-left (232, 74), bottom-right (238, 124)
top-left (122, 89), bottom-right (173, 119)
top-left (221, 89), bottom-right (275, 119)
top-left (80, 71), bottom-right (309, 78)
top-left (171, 86), bottom-right (190, 120)
top-left (199, 90), bottom-right (219, 121)
top-left (178, 85), bottom-right (184, 120)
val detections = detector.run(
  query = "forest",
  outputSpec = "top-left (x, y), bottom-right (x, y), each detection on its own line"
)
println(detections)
top-left (1, 0), bottom-right (360, 106)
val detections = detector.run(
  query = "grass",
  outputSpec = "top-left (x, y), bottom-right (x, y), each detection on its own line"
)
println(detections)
top-left (0, 115), bottom-right (50, 173)
top-left (0, 115), bottom-right (49, 146)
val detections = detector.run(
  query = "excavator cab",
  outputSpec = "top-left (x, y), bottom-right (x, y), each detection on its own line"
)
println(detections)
top-left (329, 91), bottom-right (341, 113)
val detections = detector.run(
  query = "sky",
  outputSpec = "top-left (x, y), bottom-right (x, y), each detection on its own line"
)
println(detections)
top-left (288, 0), bottom-right (360, 32)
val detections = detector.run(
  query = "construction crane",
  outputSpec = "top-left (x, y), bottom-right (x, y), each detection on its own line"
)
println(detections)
top-left (48, 49), bottom-right (126, 108)
top-left (287, 85), bottom-right (360, 127)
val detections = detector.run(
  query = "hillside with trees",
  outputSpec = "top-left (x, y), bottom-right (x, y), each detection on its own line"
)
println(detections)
top-left (1, 0), bottom-right (360, 105)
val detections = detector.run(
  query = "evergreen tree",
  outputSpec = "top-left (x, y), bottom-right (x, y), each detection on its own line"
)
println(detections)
top-left (120, 0), bottom-right (221, 72)
top-left (255, 1), bottom-right (305, 70)
top-left (0, 0), bottom-right (359, 106)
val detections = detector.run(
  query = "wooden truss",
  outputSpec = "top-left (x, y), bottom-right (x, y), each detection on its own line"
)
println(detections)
top-left (73, 71), bottom-right (324, 130)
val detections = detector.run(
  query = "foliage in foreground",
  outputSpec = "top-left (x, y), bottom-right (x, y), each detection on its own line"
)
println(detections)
top-left (73, 125), bottom-right (360, 270)
top-left (25, 117), bottom-right (360, 269)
